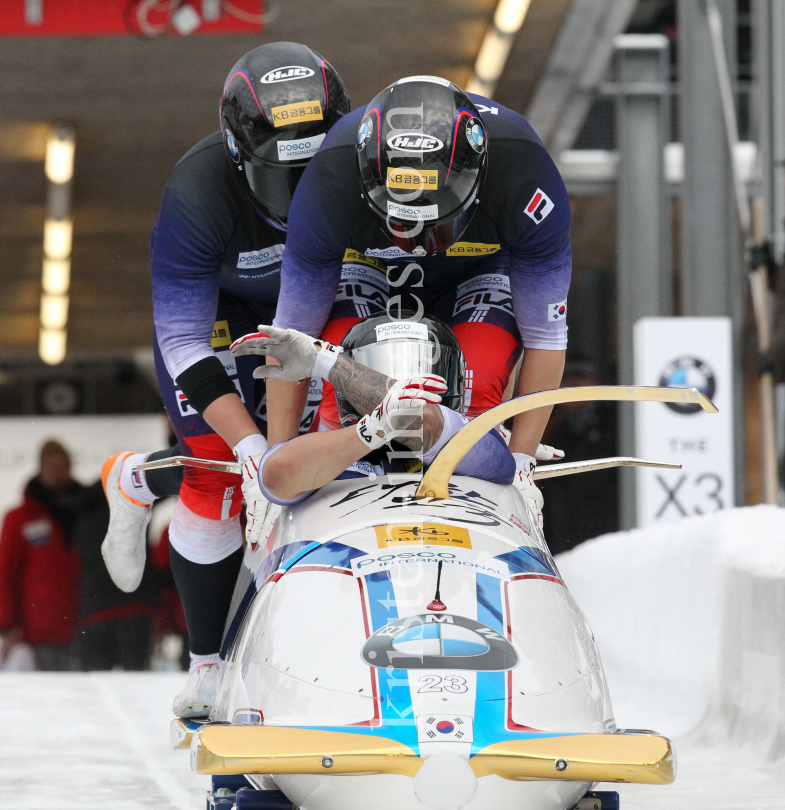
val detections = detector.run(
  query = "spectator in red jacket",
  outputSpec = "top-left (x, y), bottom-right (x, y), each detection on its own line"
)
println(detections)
top-left (0, 440), bottom-right (83, 670)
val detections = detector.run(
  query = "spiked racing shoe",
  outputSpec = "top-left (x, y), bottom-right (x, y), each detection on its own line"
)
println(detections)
top-left (101, 452), bottom-right (152, 593)
top-left (173, 663), bottom-right (221, 719)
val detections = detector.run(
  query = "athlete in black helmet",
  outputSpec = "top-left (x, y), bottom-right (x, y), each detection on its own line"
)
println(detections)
top-left (267, 77), bottom-right (569, 523)
top-left (99, 43), bottom-right (349, 718)
top-left (229, 312), bottom-right (515, 505)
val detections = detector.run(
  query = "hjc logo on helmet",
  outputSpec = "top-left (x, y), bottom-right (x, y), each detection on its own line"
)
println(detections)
top-left (259, 66), bottom-right (315, 84)
top-left (386, 133), bottom-right (444, 153)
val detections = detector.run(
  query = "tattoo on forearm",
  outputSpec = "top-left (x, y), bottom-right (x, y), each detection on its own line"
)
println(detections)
top-left (328, 354), bottom-right (444, 453)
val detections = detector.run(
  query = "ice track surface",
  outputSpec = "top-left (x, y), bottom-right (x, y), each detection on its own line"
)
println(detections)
top-left (2, 505), bottom-right (785, 809)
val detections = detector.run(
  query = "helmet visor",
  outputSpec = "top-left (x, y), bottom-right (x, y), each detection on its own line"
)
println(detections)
top-left (243, 158), bottom-right (307, 229)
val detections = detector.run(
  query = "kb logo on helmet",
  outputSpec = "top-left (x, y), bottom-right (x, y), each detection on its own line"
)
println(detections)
top-left (260, 66), bottom-right (315, 84)
top-left (387, 133), bottom-right (444, 153)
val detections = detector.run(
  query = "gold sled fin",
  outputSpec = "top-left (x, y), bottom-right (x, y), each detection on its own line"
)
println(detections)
top-left (192, 725), bottom-right (674, 785)
top-left (417, 385), bottom-right (717, 499)
top-left (192, 725), bottom-right (422, 776)
top-left (470, 732), bottom-right (675, 784)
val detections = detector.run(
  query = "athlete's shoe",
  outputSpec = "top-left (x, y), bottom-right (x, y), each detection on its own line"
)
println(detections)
top-left (173, 664), bottom-right (221, 719)
top-left (101, 452), bottom-right (152, 593)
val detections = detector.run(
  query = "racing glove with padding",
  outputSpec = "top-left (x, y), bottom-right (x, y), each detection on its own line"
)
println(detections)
top-left (230, 325), bottom-right (342, 382)
top-left (356, 376), bottom-right (447, 451)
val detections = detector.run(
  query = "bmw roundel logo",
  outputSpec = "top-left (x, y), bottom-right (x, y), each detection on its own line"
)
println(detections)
top-left (361, 613), bottom-right (518, 671)
top-left (658, 356), bottom-right (716, 414)
top-left (466, 118), bottom-right (485, 153)
top-left (357, 116), bottom-right (374, 151)
top-left (226, 129), bottom-right (241, 163)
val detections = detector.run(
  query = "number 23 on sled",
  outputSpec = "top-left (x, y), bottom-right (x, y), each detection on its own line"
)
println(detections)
top-left (634, 317), bottom-right (734, 527)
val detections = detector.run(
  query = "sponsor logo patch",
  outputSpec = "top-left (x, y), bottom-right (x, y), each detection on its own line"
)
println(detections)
top-left (476, 104), bottom-right (498, 115)
top-left (386, 167), bottom-right (438, 191)
top-left (387, 133), bottom-right (444, 153)
top-left (387, 200), bottom-right (439, 221)
top-left (260, 66), bottom-right (315, 84)
top-left (360, 613), bottom-right (518, 671)
top-left (215, 350), bottom-right (237, 377)
top-left (446, 242), bottom-right (500, 257)
top-left (524, 188), bottom-right (555, 224)
top-left (417, 715), bottom-right (473, 743)
top-left (375, 321), bottom-right (429, 341)
top-left (225, 128), bottom-right (241, 163)
top-left (465, 118), bottom-right (485, 153)
top-left (211, 320), bottom-right (231, 348)
top-left (277, 133), bottom-right (325, 161)
top-left (342, 249), bottom-right (387, 272)
top-left (397, 75), bottom-right (451, 87)
top-left (548, 299), bottom-right (567, 322)
top-left (175, 390), bottom-right (197, 417)
top-left (22, 519), bottom-right (52, 546)
top-left (271, 100), bottom-right (323, 128)
top-left (364, 246), bottom-right (415, 260)
top-left (357, 116), bottom-right (374, 150)
top-left (237, 244), bottom-right (285, 269)
top-left (351, 546), bottom-right (509, 580)
top-left (375, 523), bottom-right (472, 549)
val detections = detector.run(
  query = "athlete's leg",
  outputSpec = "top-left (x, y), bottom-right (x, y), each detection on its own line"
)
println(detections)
top-left (429, 266), bottom-right (522, 417)
top-left (317, 257), bottom-right (390, 430)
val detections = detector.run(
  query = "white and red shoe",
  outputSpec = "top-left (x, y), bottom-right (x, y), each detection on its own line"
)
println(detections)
top-left (172, 663), bottom-right (221, 719)
top-left (100, 452), bottom-right (152, 593)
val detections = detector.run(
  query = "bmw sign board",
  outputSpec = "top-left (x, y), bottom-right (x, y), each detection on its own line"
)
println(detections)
top-left (634, 317), bottom-right (734, 527)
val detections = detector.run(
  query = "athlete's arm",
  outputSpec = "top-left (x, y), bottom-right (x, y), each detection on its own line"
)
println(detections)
top-left (151, 156), bottom-right (261, 450)
top-left (505, 142), bottom-right (572, 456)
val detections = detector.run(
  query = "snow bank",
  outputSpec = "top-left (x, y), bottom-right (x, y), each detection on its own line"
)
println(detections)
top-left (556, 506), bottom-right (785, 760)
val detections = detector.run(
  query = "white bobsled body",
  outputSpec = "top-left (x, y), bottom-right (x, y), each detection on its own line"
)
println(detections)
top-left (212, 474), bottom-right (615, 810)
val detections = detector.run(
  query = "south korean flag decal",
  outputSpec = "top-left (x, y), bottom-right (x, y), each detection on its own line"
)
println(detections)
top-left (549, 299), bottom-right (567, 321)
top-left (524, 188), bottom-right (555, 224)
top-left (417, 714), bottom-right (473, 743)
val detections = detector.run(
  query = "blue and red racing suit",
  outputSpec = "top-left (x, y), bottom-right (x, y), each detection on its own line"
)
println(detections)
top-left (273, 95), bottom-right (572, 430)
top-left (151, 132), bottom-right (323, 521)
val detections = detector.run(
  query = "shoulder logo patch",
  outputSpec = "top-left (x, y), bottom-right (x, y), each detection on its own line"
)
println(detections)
top-left (524, 188), bottom-right (554, 224)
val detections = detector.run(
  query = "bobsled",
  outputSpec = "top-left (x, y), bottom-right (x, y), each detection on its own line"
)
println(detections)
top-left (164, 385), bottom-right (717, 810)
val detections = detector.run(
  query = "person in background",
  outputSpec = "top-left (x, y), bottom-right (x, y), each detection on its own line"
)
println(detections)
top-left (72, 481), bottom-right (157, 671)
top-left (0, 440), bottom-right (83, 670)
top-left (540, 358), bottom-right (619, 554)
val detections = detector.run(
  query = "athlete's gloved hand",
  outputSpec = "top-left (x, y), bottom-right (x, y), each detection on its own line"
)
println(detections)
top-left (535, 443), bottom-right (565, 462)
top-left (233, 434), bottom-right (272, 549)
top-left (230, 325), bottom-right (342, 382)
top-left (511, 452), bottom-right (545, 533)
top-left (356, 376), bottom-right (447, 451)
top-left (496, 427), bottom-right (565, 463)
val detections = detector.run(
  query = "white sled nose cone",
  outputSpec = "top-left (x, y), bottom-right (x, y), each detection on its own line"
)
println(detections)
top-left (414, 753), bottom-right (477, 810)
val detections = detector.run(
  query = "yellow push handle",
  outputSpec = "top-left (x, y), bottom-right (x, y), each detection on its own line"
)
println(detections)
top-left (416, 385), bottom-right (717, 499)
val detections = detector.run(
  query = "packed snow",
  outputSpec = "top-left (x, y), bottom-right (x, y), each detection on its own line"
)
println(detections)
top-left (2, 506), bottom-right (784, 809)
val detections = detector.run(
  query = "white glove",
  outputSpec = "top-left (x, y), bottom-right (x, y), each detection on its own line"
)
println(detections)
top-left (511, 452), bottom-right (544, 533)
top-left (535, 443), bottom-right (565, 461)
top-left (230, 325), bottom-right (342, 382)
top-left (495, 428), bottom-right (564, 463)
top-left (356, 376), bottom-right (447, 451)
top-left (233, 434), bottom-right (272, 550)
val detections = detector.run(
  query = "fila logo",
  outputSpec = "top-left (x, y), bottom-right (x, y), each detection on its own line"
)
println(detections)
top-left (387, 133), bottom-right (444, 153)
top-left (524, 188), bottom-right (554, 224)
top-left (358, 421), bottom-right (373, 444)
top-left (260, 66), bottom-right (315, 84)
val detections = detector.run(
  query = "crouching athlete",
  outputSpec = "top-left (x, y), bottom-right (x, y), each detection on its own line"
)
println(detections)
top-left (230, 312), bottom-right (515, 509)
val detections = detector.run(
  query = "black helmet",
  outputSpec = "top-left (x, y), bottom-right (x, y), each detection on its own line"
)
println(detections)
top-left (221, 42), bottom-right (350, 229)
top-left (337, 311), bottom-right (466, 427)
top-left (356, 77), bottom-right (487, 255)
